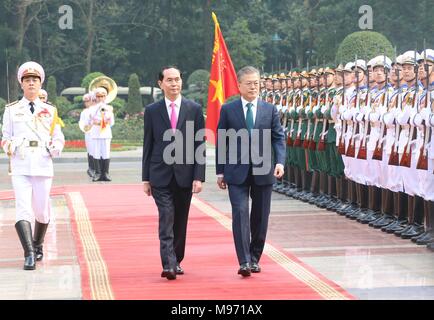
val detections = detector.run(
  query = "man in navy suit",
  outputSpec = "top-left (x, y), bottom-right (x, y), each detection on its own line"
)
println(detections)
top-left (216, 66), bottom-right (286, 277)
top-left (142, 66), bottom-right (205, 280)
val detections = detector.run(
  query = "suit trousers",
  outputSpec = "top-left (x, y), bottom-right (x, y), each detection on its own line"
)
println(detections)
top-left (152, 177), bottom-right (193, 269)
top-left (12, 175), bottom-right (52, 224)
top-left (228, 174), bottom-right (272, 265)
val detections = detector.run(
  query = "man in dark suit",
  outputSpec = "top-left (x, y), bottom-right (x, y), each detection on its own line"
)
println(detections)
top-left (216, 66), bottom-right (286, 277)
top-left (142, 66), bottom-right (205, 280)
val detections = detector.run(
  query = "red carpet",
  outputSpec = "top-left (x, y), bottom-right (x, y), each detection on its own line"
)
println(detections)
top-left (63, 184), bottom-right (354, 300)
top-left (0, 185), bottom-right (354, 300)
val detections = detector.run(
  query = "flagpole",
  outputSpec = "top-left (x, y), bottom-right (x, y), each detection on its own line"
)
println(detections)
top-left (5, 48), bottom-right (10, 103)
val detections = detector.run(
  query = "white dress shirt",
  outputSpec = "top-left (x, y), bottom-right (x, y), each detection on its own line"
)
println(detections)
top-left (165, 95), bottom-right (182, 122)
top-left (241, 97), bottom-right (258, 125)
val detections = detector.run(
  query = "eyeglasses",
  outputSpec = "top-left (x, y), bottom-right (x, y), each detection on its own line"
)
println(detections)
top-left (164, 78), bottom-right (181, 84)
top-left (96, 95), bottom-right (106, 98)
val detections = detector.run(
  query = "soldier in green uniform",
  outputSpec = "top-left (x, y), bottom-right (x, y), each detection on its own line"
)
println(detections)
top-left (285, 70), bottom-right (302, 197)
top-left (292, 71), bottom-right (312, 201)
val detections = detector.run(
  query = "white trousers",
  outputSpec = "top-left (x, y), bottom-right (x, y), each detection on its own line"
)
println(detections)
top-left (12, 175), bottom-right (52, 224)
top-left (85, 134), bottom-right (94, 156)
top-left (419, 159), bottom-right (434, 201)
top-left (93, 138), bottom-right (111, 159)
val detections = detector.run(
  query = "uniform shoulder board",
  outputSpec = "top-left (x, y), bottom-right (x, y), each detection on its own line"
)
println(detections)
top-left (5, 100), bottom-right (19, 108)
top-left (44, 101), bottom-right (58, 111)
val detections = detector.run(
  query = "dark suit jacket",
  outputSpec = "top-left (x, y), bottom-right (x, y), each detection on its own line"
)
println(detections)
top-left (215, 98), bottom-right (286, 186)
top-left (142, 97), bottom-right (205, 188)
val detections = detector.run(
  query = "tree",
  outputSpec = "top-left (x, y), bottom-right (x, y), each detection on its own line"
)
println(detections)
top-left (81, 72), bottom-right (105, 90)
top-left (46, 76), bottom-right (57, 106)
top-left (184, 69), bottom-right (210, 109)
top-left (125, 73), bottom-right (143, 115)
top-left (224, 18), bottom-right (265, 70)
top-left (336, 31), bottom-right (394, 64)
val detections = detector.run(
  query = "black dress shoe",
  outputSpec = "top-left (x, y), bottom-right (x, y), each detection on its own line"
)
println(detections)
top-left (176, 264), bottom-right (184, 275)
top-left (161, 268), bottom-right (176, 280)
top-left (237, 263), bottom-right (251, 277)
top-left (250, 262), bottom-right (261, 273)
top-left (24, 254), bottom-right (36, 270)
top-left (401, 224), bottom-right (424, 239)
top-left (35, 245), bottom-right (44, 261)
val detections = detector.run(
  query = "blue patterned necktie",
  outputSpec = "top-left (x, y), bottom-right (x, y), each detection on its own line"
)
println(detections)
top-left (29, 102), bottom-right (35, 114)
top-left (246, 102), bottom-right (254, 133)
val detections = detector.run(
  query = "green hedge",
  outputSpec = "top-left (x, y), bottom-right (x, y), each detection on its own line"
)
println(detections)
top-left (62, 117), bottom-right (144, 142)
top-left (336, 31), bottom-right (394, 64)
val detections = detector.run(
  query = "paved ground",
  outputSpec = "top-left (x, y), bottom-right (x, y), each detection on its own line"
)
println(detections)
top-left (0, 147), bottom-right (433, 300)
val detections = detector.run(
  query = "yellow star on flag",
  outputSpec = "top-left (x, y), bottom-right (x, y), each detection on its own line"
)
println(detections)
top-left (210, 79), bottom-right (224, 105)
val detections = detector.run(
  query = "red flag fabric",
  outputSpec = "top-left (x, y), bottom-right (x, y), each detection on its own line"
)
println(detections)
top-left (205, 12), bottom-right (239, 144)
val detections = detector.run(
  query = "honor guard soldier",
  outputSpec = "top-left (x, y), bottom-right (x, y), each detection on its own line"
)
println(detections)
top-left (87, 76), bottom-right (117, 182)
top-left (423, 50), bottom-right (434, 251)
top-left (1, 61), bottom-right (65, 270)
top-left (293, 70), bottom-right (313, 201)
top-left (38, 89), bottom-right (48, 103)
top-left (393, 51), bottom-right (425, 239)
top-left (260, 74), bottom-right (267, 100)
top-left (382, 55), bottom-right (409, 234)
top-left (412, 49), bottom-right (434, 246)
top-left (265, 74), bottom-right (274, 104)
top-left (285, 70), bottom-right (302, 197)
top-left (79, 93), bottom-right (96, 178)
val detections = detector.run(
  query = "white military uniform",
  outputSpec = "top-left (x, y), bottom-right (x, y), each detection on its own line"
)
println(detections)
top-left (383, 85), bottom-right (405, 192)
top-left (1, 98), bottom-right (65, 223)
top-left (79, 106), bottom-right (94, 157)
top-left (87, 102), bottom-right (114, 159)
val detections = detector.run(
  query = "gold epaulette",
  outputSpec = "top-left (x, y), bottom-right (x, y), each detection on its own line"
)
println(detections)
top-left (5, 101), bottom-right (19, 108)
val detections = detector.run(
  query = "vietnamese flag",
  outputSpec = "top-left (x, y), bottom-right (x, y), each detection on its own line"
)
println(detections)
top-left (205, 12), bottom-right (239, 144)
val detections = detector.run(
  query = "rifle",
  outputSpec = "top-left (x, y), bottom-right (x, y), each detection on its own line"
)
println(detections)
top-left (388, 57), bottom-right (401, 165)
top-left (286, 89), bottom-right (295, 146)
top-left (308, 74), bottom-right (322, 150)
top-left (338, 70), bottom-right (347, 154)
top-left (372, 54), bottom-right (388, 161)
top-left (286, 80), bottom-right (297, 146)
top-left (417, 41), bottom-right (430, 170)
top-left (318, 72), bottom-right (330, 151)
top-left (400, 50), bottom-right (420, 167)
top-left (399, 51), bottom-right (419, 168)
top-left (303, 77), bottom-right (314, 149)
top-left (293, 83), bottom-right (304, 147)
top-left (346, 57), bottom-right (359, 158)
top-left (357, 64), bottom-right (373, 160)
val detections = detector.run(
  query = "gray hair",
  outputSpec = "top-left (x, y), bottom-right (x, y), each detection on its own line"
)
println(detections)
top-left (237, 66), bottom-right (260, 82)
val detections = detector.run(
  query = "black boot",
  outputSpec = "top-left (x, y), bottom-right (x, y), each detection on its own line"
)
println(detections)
top-left (308, 171), bottom-right (320, 204)
top-left (384, 192), bottom-right (408, 233)
top-left (33, 221), bottom-right (49, 261)
top-left (360, 186), bottom-right (382, 224)
top-left (101, 159), bottom-right (112, 182)
top-left (87, 154), bottom-right (95, 178)
top-left (92, 158), bottom-right (102, 182)
top-left (348, 183), bottom-right (364, 219)
top-left (402, 195), bottom-right (425, 239)
top-left (372, 190), bottom-right (396, 228)
top-left (15, 221), bottom-right (36, 270)
top-left (394, 195), bottom-right (414, 236)
top-left (417, 201), bottom-right (434, 245)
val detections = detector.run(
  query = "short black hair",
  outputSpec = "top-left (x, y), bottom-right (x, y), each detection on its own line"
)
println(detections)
top-left (158, 65), bottom-right (183, 82)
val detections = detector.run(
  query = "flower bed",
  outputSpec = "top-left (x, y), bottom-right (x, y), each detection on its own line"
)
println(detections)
top-left (64, 140), bottom-right (123, 150)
